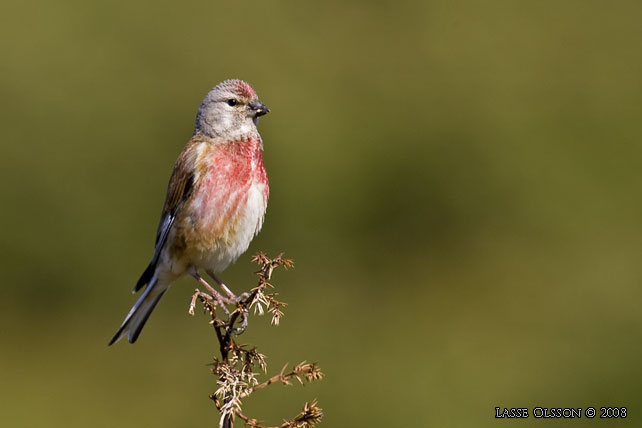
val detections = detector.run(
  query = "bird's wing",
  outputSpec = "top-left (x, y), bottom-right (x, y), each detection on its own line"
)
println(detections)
top-left (134, 140), bottom-right (201, 292)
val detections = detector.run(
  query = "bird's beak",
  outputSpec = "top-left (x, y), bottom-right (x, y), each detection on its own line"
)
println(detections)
top-left (249, 100), bottom-right (270, 117)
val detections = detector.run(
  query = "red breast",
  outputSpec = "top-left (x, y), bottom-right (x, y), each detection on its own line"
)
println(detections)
top-left (182, 137), bottom-right (269, 252)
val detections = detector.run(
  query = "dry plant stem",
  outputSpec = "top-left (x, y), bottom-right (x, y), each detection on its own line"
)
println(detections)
top-left (190, 253), bottom-right (322, 428)
top-left (236, 400), bottom-right (323, 428)
top-left (223, 290), bottom-right (256, 339)
top-left (242, 371), bottom-right (284, 396)
top-left (240, 362), bottom-right (323, 399)
top-left (189, 289), bottom-right (208, 316)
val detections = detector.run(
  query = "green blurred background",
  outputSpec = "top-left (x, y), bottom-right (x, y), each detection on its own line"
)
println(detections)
top-left (2, 0), bottom-right (642, 426)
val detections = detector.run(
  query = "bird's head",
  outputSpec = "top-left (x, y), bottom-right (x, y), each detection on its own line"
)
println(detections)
top-left (194, 79), bottom-right (269, 139)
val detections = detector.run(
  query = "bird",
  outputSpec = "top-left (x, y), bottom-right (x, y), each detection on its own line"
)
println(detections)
top-left (109, 79), bottom-right (270, 345)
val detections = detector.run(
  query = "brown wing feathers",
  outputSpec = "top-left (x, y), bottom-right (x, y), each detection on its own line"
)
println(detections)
top-left (134, 143), bottom-right (199, 292)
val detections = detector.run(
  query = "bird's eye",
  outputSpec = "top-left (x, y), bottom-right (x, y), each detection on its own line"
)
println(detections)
top-left (227, 99), bottom-right (238, 106)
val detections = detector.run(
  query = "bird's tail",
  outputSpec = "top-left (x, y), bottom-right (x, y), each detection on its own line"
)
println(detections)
top-left (109, 274), bottom-right (169, 345)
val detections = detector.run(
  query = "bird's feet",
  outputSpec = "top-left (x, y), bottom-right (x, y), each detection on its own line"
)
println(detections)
top-left (189, 269), bottom-right (251, 333)
top-left (206, 270), bottom-right (239, 301)
top-left (190, 269), bottom-right (234, 306)
top-left (206, 270), bottom-right (252, 305)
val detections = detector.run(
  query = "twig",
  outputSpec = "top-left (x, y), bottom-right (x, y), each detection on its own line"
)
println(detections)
top-left (189, 253), bottom-right (323, 428)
